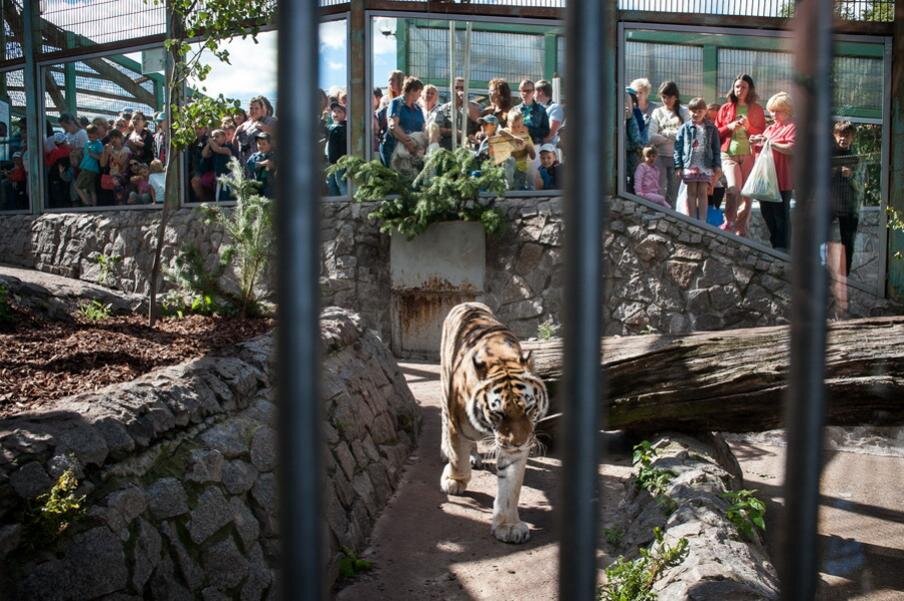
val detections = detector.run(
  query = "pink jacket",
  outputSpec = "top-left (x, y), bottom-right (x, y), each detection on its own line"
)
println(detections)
top-left (633, 162), bottom-right (661, 197)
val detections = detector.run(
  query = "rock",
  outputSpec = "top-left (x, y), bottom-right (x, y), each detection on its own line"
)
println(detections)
top-left (222, 459), bottom-right (258, 495)
top-left (147, 478), bottom-right (189, 520)
top-left (106, 485), bottom-right (147, 525)
top-left (250, 426), bottom-right (277, 472)
top-left (699, 258), bottom-right (734, 287)
top-left (57, 424), bottom-right (109, 466)
top-left (131, 518), bottom-right (162, 591)
top-left (199, 420), bottom-right (250, 459)
top-left (160, 521), bottom-right (204, 592)
top-left (0, 523), bottom-right (22, 561)
top-left (47, 453), bottom-right (84, 479)
top-left (186, 449), bottom-right (225, 483)
top-left (202, 537), bottom-right (249, 590)
top-left (188, 487), bottom-right (233, 544)
top-left (231, 496), bottom-right (261, 550)
top-left (10, 461), bottom-right (53, 499)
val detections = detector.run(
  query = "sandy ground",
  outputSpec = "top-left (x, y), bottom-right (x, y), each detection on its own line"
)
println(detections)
top-left (335, 362), bottom-right (904, 600)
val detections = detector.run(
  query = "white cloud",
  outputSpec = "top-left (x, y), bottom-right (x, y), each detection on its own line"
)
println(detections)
top-left (320, 21), bottom-right (347, 50)
top-left (192, 32), bottom-right (278, 109)
top-left (327, 60), bottom-right (344, 71)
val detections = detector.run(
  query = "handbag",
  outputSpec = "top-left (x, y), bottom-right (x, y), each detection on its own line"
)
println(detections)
top-left (741, 139), bottom-right (781, 203)
top-left (100, 173), bottom-right (116, 191)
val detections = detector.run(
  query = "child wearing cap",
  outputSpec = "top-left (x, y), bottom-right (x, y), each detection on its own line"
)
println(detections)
top-left (536, 144), bottom-right (562, 190)
top-left (475, 114), bottom-right (500, 162)
top-left (246, 132), bottom-right (275, 198)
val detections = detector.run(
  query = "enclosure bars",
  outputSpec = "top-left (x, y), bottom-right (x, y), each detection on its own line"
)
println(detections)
top-left (558, 0), bottom-right (614, 599)
top-left (275, 1), bottom-right (325, 600)
top-left (780, 0), bottom-right (833, 598)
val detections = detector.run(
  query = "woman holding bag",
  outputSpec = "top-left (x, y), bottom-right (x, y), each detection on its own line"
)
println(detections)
top-left (749, 92), bottom-right (796, 252)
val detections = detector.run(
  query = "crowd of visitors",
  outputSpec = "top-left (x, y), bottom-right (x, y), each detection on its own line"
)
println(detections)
top-left (0, 95), bottom-right (279, 210)
top-left (324, 70), bottom-right (567, 193)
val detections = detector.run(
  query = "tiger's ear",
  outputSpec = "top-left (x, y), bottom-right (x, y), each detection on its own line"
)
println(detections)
top-left (472, 354), bottom-right (487, 379)
top-left (521, 350), bottom-right (534, 369)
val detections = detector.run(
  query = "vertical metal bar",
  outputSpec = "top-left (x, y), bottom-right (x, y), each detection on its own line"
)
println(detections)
top-left (461, 22), bottom-right (471, 150)
top-left (781, 0), bottom-right (833, 598)
top-left (349, 1), bottom-right (367, 161)
top-left (449, 20), bottom-right (457, 151)
top-left (276, 1), bottom-right (324, 600)
top-left (559, 0), bottom-right (613, 598)
top-left (22, 0), bottom-right (42, 214)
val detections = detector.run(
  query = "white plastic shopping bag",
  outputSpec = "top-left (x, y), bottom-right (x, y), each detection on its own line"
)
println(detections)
top-left (741, 139), bottom-right (781, 203)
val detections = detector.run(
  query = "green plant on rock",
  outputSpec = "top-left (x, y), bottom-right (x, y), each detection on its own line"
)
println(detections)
top-left (632, 441), bottom-right (676, 498)
top-left (162, 244), bottom-right (230, 317)
top-left (25, 469), bottom-right (86, 549)
top-left (536, 317), bottom-right (560, 341)
top-left (329, 147), bottom-right (507, 239)
top-left (603, 526), bottom-right (624, 548)
top-left (93, 252), bottom-right (121, 286)
top-left (79, 299), bottom-right (112, 321)
top-left (722, 489), bottom-right (767, 542)
top-left (888, 207), bottom-right (904, 261)
top-left (200, 157), bottom-right (273, 317)
top-left (337, 546), bottom-right (373, 580)
top-left (598, 527), bottom-right (689, 601)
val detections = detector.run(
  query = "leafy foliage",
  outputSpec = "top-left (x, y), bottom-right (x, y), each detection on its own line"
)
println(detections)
top-left (337, 546), bottom-right (373, 581)
top-left (603, 526), bottom-right (624, 548)
top-left (25, 469), bottom-right (86, 549)
top-left (536, 317), bottom-right (560, 341)
top-left (632, 441), bottom-right (676, 498)
top-left (329, 147), bottom-right (507, 239)
top-left (722, 489), bottom-right (767, 541)
top-left (200, 158), bottom-right (273, 317)
top-left (162, 245), bottom-right (231, 317)
top-left (598, 527), bottom-right (689, 601)
top-left (93, 252), bottom-right (121, 286)
top-left (78, 299), bottom-right (112, 321)
top-left (889, 207), bottom-right (904, 260)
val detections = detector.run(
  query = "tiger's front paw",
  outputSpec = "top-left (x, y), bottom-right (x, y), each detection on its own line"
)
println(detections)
top-left (441, 463), bottom-right (469, 495)
top-left (492, 521), bottom-right (531, 544)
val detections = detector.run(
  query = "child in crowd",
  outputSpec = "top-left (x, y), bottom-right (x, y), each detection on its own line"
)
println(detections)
top-left (45, 132), bottom-right (72, 207)
top-left (830, 121), bottom-right (860, 275)
top-left (475, 114), bottom-right (500, 163)
top-left (674, 97), bottom-right (721, 222)
top-left (634, 146), bottom-right (669, 208)
top-left (201, 128), bottom-right (236, 201)
top-left (149, 159), bottom-right (166, 204)
top-left (503, 111), bottom-right (535, 191)
top-left (326, 102), bottom-right (348, 196)
top-left (101, 129), bottom-right (131, 204)
top-left (76, 124), bottom-right (103, 206)
top-left (7, 152), bottom-right (27, 207)
top-left (128, 163), bottom-right (154, 204)
top-left (536, 144), bottom-right (562, 190)
top-left (246, 131), bottom-right (275, 198)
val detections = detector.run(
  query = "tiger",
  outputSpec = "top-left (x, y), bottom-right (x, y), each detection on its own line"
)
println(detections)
top-left (439, 302), bottom-right (549, 544)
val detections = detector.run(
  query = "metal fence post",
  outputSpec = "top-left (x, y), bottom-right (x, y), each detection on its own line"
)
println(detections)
top-left (276, 1), bottom-right (324, 600)
top-left (559, 0), bottom-right (614, 598)
top-left (781, 0), bottom-right (833, 598)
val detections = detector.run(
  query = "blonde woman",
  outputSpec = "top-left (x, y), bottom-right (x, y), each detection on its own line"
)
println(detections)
top-left (749, 92), bottom-right (796, 252)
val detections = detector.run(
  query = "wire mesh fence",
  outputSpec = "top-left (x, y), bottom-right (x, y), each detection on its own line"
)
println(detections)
top-left (2, 0), bottom-right (24, 62)
top-left (39, 0), bottom-right (166, 54)
top-left (619, 0), bottom-right (894, 20)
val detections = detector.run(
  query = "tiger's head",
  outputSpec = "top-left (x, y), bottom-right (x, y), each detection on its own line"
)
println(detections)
top-left (467, 349), bottom-right (548, 451)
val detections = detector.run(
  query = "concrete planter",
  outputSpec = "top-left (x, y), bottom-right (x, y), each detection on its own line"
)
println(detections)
top-left (389, 220), bottom-right (486, 357)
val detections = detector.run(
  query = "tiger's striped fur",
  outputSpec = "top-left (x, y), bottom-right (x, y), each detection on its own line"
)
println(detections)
top-left (439, 302), bottom-right (548, 544)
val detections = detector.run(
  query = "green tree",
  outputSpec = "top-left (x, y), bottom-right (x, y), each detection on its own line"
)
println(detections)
top-left (145, 0), bottom-right (275, 326)
top-left (861, 0), bottom-right (894, 21)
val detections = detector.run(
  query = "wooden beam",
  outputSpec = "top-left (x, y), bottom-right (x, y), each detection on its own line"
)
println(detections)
top-left (525, 317), bottom-right (904, 433)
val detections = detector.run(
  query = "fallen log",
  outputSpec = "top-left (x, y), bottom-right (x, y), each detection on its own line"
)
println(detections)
top-left (523, 317), bottom-right (904, 433)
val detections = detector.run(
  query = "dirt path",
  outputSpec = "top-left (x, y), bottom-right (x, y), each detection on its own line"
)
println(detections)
top-left (335, 362), bottom-right (633, 601)
top-left (336, 362), bottom-right (904, 600)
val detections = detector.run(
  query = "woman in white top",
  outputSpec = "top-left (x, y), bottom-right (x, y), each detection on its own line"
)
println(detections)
top-left (647, 81), bottom-right (690, 208)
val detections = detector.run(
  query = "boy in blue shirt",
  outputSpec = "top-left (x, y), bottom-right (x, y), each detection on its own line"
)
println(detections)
top-left (76, 124), bottom-right (103, 206)
top-left (246, 132), bottom-right (275, 198)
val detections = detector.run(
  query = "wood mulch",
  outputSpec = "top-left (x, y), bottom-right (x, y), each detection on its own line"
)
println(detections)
top-left (0, 304), bottom-right (273, 418)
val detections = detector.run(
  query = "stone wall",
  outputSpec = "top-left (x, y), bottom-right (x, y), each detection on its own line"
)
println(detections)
top-left (0, 308), bottom-right (420, 599)
top-left (0, 197), bottom-right (895, 346)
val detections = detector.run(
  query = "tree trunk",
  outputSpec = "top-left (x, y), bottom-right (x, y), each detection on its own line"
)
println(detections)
top-left (524, 317), bottom-right (904, 433)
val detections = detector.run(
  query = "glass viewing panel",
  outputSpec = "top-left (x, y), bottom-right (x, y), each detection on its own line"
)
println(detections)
top-left (184, 29), bottom-right (279, 204)
top-left (40, 52), bottom-right (165, 209)
top-left (371, 16), bottom-right (565, 193)
top-left (622, 27), bottom-right (887, 295)
top-left (0, 69), bottom-right (27, 212)
top-left (319, 17), bottom-right (349, 198)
